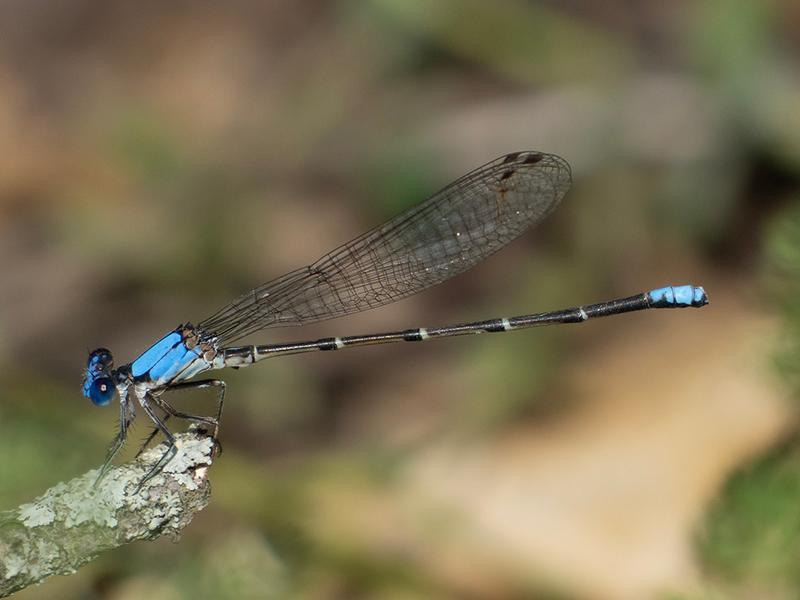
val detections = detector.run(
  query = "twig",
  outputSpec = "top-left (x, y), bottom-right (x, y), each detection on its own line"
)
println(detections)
top-left (0, 430), bottom-right (215, 597)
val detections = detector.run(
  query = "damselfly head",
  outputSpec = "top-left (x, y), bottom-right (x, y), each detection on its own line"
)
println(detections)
top-left (82, 348), bottom-right (116, 406)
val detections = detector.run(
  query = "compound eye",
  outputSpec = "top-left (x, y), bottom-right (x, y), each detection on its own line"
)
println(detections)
top-left (90, 377), bottom-right (115, 406)
top-left (87, 348), bottom-right (113, 372)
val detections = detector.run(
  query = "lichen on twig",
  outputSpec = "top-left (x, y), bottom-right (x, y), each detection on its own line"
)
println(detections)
top-left (0, 430), bottom-right (215, 597)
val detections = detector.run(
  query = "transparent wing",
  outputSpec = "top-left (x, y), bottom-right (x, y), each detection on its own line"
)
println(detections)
top-left (199, 151), bottom-right (571, 344)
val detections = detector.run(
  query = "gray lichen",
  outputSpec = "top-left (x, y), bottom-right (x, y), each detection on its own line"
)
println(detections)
top-left (0, 431), bottom-right (214, 597)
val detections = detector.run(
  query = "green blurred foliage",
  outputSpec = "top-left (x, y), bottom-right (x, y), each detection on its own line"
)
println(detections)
top-left (695, 200), bottom-right (800, 595)
top-left (767, 202), bottom-right (800, 395)
top-left (698, 443), bottom-right (800, 597)
top-left (367, 0), bottom-right (633, 83)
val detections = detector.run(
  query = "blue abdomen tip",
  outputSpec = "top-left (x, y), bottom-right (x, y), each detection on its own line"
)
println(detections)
top-left (648, 285), bottom-right (708, 308)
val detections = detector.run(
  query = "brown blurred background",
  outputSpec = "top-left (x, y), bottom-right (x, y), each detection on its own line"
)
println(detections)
top-left (1, 1), bottom-right (799, 598)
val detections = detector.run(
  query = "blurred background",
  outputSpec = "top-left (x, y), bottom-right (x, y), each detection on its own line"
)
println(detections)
top-left (1, 1), bottom-right (799, 598)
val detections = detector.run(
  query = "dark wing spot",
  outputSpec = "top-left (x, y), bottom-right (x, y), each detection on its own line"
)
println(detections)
top-left (502, 152), bottom-right (521, 163)
top-left (523, 153), bottom-right (543, 164)
top-left (500, 169), bottom-right (515, 181)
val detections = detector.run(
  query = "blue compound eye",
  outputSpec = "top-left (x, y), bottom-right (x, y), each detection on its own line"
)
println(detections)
top-left (89, 377), bottom-right (115, 406)
top-left (87, 348), bottom-right (113, 371)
